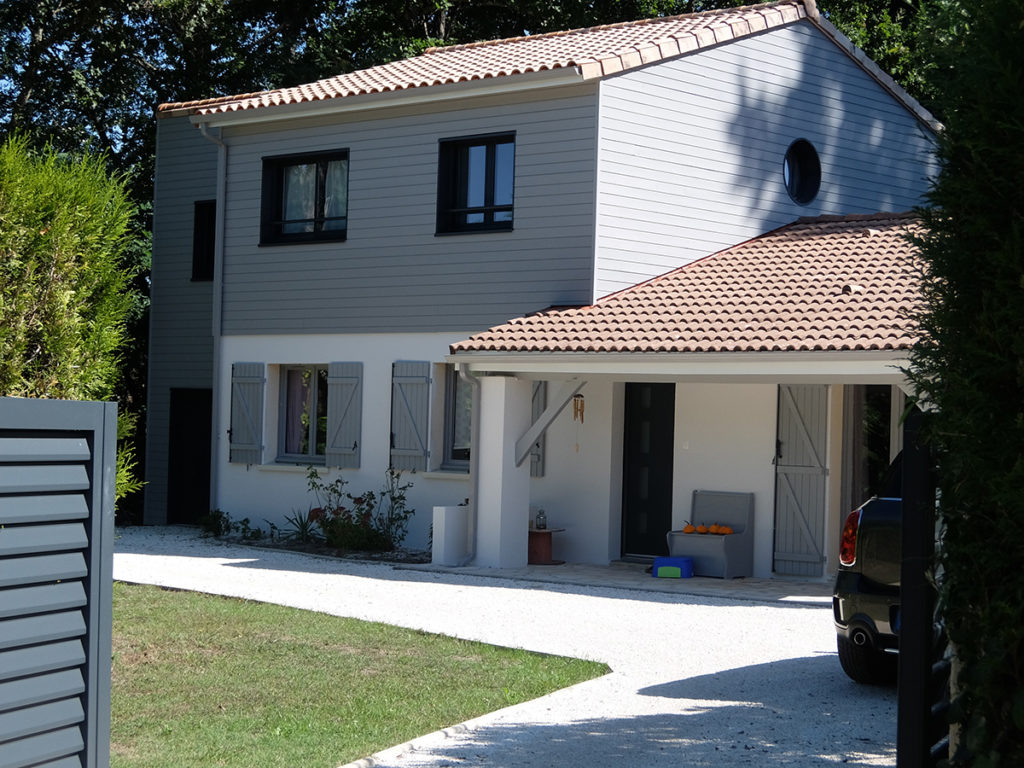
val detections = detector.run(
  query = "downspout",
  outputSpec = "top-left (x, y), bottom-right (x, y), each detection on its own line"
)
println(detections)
top-left (198, 121), bottom-right (227, 513)
top-left (457, 363), bottom-right (482, 566)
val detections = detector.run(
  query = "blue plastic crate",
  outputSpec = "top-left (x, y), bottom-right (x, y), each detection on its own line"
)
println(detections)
top-left (652, 556), bottom-right (693, 578)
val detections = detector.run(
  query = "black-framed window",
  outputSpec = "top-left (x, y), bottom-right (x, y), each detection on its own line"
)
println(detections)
top-left (442, 365), bottom-right (472, 469)
top-left (191, 199), bottom-right (216, 281)
top-left (261, 150), bottom-right (349, 244)
top-left (278, 365), bottom-right (328, 462)
top-left (436, 133), bottom-right (514, 233)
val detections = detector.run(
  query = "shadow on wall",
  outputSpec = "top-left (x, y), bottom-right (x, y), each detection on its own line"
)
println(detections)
top-left (727, 23), bottom-right (935, 234)
top-left (377, 655), bottom-right (895, 767)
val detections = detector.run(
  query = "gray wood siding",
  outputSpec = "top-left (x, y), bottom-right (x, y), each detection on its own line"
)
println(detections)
top-left (145, 116), bottom-right (219, 523)
top-left (594, 21), bottom-right (936, 296)
top-left (218, 86), bottom-right (598, 335)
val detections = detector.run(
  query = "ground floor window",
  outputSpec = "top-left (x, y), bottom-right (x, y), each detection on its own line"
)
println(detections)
top-left (279, 365), bottom-right (328, 461)
top-left (443, 365), bottom-right (472, 469)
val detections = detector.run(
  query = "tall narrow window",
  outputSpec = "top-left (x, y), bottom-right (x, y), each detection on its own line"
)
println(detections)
top-left (437, 133), bottom-right (514, 233)
top-left (443, 365), bottom-right (472, 469)
top-left (192, 199), bottom-right (216, 281)
top-left (261, 151), bottom-right (349, 244)
top-left (279, 365), bottom-right (329, 461)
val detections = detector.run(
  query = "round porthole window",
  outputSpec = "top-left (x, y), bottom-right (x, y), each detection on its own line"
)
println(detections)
top-left (783, 139), bottom-right (821, 205)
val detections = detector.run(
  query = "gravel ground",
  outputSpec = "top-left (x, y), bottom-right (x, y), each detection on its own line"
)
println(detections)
top-left (113, 526), bottom-right (896, 768)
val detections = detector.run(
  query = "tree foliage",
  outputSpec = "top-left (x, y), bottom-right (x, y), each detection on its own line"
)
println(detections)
top-left (907, 0), bottom-right (1024, 762)
top-left (0, 135), bottom-right (144, 499)
top-left (0, 135), bottom-right (135, 399)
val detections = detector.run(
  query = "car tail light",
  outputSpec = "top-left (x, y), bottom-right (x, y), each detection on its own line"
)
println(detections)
top-left (839, 507), bottom-right (862, 566)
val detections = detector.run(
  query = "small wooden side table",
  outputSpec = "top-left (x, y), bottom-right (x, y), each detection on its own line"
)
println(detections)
top-left (528, 527), bottom-right (565, 565)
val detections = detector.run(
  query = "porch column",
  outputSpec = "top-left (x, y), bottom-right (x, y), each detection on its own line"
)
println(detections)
top-left (474, 375), bottom-right (532, 568)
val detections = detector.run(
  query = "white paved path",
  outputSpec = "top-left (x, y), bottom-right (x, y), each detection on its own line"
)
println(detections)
top-left (114, 527), bottom-right (896, 767)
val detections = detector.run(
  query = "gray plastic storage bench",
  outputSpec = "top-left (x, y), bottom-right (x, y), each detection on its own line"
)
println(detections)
top-left (666, 490), bottom-right (755, 578)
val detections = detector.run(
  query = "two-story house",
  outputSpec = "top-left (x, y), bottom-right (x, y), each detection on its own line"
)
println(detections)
top-left (146, 0), bottom-right (936, 577)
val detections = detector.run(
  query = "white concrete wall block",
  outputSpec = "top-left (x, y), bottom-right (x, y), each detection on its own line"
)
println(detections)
top-left (672, 383), bottom-right (778, 578)
top-left (529, 380), bottom-right (619, 564)
top-left (474, 376), bottom-right (533, 568)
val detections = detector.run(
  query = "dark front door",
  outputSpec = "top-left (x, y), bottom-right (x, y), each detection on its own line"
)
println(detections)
top-left (622, 383), bottom-right (675, 558)
top-left (167, 388), bottom-right (212, 525)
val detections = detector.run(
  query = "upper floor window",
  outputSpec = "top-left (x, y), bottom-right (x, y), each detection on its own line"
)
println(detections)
top-left (192, 199), bottom-right (216, 281)
top-left (436, 133), bottom-right (514, 234)
top-left (261, 150), bottom-right (349, 244)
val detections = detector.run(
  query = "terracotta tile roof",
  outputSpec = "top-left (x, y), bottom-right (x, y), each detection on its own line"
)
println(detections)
top-left (159, 0), bottom-right (811, 116)
top-left (450, 213), bottom-right (923, 355)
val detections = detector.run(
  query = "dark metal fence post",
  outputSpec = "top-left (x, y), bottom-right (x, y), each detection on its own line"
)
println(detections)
top-left (897, 406), bottom-right (944, 766)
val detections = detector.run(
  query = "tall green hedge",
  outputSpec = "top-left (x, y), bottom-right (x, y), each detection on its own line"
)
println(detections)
top-left (0, 135), bottom-right (141, 497)
top-left (0, 135), bottom-right (134, 398)
top-left (908, 0), bottom-right (1024, 763)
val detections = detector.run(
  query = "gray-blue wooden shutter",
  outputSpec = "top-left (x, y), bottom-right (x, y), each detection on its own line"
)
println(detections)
top-left (390, 361), bottom-right (431, 471)
top-left (530, 381), bottom-right (547, 478)
top-left (229, 362), bottom-right (264, 464)
top-left (326, 362), bottom-right (362, 468)
top-left (0, 397), bottom-right (116, 768)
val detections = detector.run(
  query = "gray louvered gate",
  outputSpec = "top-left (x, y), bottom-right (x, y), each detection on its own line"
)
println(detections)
top-left (0, 397), bottom-right (116, 768)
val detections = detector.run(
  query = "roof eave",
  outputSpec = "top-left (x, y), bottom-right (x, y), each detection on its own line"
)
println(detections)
top-left (184, 66), bottom-right (586, 128)
top-left (448, 348), bottom-right (911, 384)
top-left (807, 14), bottom-right (941, 133)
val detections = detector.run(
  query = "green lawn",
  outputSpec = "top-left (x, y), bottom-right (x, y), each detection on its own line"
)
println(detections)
top-left (111, 582), bottom-right (607, 768)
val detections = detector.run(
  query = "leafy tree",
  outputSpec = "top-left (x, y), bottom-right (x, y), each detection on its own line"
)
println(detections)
top-left (0, 135), bottom-right (143, 499)
top-left (322, 0), bottom-right (740, 69)
top-left (907, 0), bottom-right (1024, 762)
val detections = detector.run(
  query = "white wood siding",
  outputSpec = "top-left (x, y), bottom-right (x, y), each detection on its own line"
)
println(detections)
top-left (594, 21), bottom-right (936, 296)
top-left (218, 85), bottom-right (598, 335)
top-left (144, 116), bottom-right (218, 523)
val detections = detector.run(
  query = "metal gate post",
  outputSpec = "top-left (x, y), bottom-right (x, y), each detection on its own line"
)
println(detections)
top-left (897, 407), bottom-right (943, 766)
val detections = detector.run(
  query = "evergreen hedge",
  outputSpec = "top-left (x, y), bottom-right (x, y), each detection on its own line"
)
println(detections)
top-left (0, 135), bottom-right (142, 498)
top-left (908, 0), bottom-right (1024, 763)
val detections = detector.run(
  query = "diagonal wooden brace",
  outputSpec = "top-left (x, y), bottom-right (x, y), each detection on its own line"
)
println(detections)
top-left (514, 379), bottom-right (586, 466)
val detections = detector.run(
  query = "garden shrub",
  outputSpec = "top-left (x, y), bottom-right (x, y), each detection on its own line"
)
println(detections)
top-left (305, 467), bottom-right (415, 551)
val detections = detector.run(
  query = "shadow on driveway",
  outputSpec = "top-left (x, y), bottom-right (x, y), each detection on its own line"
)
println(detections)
top-left (373, 657), bottom-right (895, 768)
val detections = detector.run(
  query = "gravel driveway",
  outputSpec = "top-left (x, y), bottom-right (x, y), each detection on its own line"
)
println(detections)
top-left (113, 527), bottom-right (896, 767)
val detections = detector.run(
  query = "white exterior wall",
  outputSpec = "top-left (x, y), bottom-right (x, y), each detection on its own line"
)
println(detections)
top-left (527, 381), bottom-right (781, 577)
top-left (671, 383), bottom-right (779, 578)
top-left (216, 333), bottom-right (474, 550)
top-left (529, 380), bottom-right (623, 565)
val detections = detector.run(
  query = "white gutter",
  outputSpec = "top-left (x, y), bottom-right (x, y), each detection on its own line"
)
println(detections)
top-left (198, 122), bottom-right (228, 514)
top-left (187, 67), bottom-right (585, 129)
top-left (456, 363), bottom-right (482, 567)
top-left (448, 350), bottom-right (910, 383)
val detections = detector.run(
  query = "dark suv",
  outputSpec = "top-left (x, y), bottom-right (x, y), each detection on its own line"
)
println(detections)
top-left (833, 495), bottom-right (901, 683)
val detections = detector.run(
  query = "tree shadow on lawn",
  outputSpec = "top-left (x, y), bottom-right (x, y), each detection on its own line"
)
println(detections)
top-left (375, 656), bottom-right (895, 768)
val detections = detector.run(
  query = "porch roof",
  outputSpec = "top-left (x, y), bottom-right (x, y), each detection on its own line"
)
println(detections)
top-left (451, 213), bottom-right (923, 367)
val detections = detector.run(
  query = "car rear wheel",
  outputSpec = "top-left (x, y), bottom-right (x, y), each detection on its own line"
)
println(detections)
top-left (837, 635), bottom-right (898, 685)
